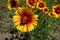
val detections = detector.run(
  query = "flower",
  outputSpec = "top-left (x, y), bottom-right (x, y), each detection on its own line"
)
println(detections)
top-left (42, 7), bottom-right (49, 13)
top-left (48, 12), bottom-right (58, 18)
top-left (37, 1), bottom-right (46, 10)
top-left (7, 0), bottom-right (20, 10)
top-left (52, 4), bottom-right (60, 17)
top-left (13, 7), bottom-right (38, 32)
top-left (26, 0), bottom-right (37, 8)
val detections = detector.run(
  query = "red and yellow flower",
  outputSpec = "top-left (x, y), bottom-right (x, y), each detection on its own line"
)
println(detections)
top-left (52, 4), bottom-right (60, 17)
top-left (13, 7), bottom-right (38, 32)
top-left (42, 7), bottom-right (49, 13)
top-left (48, 12), bottom-right (58, 18)
top-left (37, 1), bottom-right (46, 10)
top-left (26, 0), bottom-right (37, 8)
top-left (7, 0), bottom-right (20, 10)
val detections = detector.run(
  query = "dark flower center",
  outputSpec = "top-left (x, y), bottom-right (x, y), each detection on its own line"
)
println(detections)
top-left (44, 8), bottom-right (48, 12)
top-left (39, 2), bottom-right (45, 8)
top-left (54, 6), bottom-right (60, 14)
top-left (10, 0), bottom-right (17, 7)
top-left (28, 0), bottom-right (36, 6)
top-left (20, 9), bottom-right (33, 25)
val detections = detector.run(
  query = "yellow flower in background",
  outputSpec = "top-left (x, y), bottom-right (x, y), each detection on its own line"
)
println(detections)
top-left (52, 4), bottom-right (60, 17)
top-left (13, 7), bottom-right (38, 32)
top-left (26, 0), bottom-right (37, 8)
top-left (37, 1), bottom-right (46, 10)
top-left (42, 7), bottom-right (49, 14)
top-left (48, 12), bottom-right (58, 18)
top-left (8, 0), bottom-right (20, 10)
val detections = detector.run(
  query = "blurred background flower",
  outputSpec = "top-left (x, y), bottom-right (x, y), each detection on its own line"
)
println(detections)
top-left (7, 0), bottom-right (20, 10)
top-left (42, 7), bottom-right (49, 14)
top-left (52, 4), bottom-right (60, 18)
top-left (37, 1), bottom-right (46, 10)
top-left (48, 12), bottom-right (58, 18)
top-left (26, 0), bottom-right (37, 8)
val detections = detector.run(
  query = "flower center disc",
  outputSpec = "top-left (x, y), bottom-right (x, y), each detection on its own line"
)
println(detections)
top-left (20, 9), bottom-right (33, 26)
top-left (28, 0), bottom-right (36, 6)
top-left (44, 8), bottom-right (48, 12)
top-left (10, 0), bottom-right (17, 7)
top-left (20, 15), bottom-right (32, 26)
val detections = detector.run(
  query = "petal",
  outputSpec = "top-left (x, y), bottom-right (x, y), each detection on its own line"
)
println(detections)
top-left (23, 26), bottom-right (27, 32)
top-left (14, 21), bottom-right (20, 26)
top-left (28, 24), bottom-right (34, 32)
